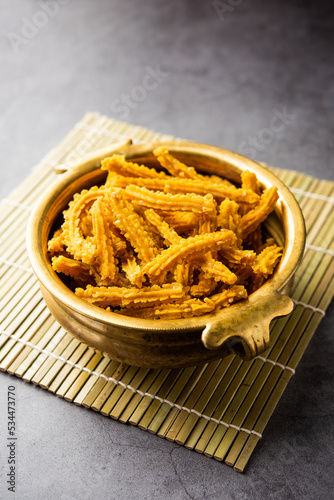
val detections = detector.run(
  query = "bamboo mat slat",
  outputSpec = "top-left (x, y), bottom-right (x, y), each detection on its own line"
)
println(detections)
top-left (1, 112), bottom-right (333, 472)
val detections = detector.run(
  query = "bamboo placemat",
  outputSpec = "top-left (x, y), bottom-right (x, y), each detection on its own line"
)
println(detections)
top-left (1, 112), bottom-right (333, 472)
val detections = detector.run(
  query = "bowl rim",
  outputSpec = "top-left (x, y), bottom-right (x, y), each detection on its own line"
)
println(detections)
top-left (26, 141), bottom-right (306, 333)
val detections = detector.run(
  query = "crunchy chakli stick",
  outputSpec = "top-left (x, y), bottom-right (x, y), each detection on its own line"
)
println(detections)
top-left (124, 185), bottom-right (217, 215)
top-left (75, 283), bottom-right (185, 308)
top-left (51, 255), bottom-right (97, 284)
top-left (119, 251), bottom-right (143, 288)
top-left (61, 186), bottom-right (104, 264)
top-left (217, 199), bottom-right (240, 233)
top-left (239, 186), bottom-right (279, 238)
top-left (153, 146), bottom-right (202, 180)
top-left (154, 147), bottom-right (235, 186)
top-left (241, 170), bottom-right (261, 195)
top-left (107, 189), bottom-right (158, 264)
top-left (48, 228), bottom-right (66, 255)
top-left (91, 198), bottom-right (118, 284)
top-left (143, 230), bottom-right (237, 278)
top-left (48, 148), bottom-right (282, 319)
top-left (200, 258), bottom-right (237, 285)
top-left (121, 297), bottom-right (216, 319)
top-left (144, 209), bottom-right (181, 245)
top-left (158, 210), bottom-right (198, 233)
top-left (110, 175), bottom-right (259, 204)
top-left (102, 154), bottom-right (167, 179)
top-left (210, 285), bottom-right (248, 308)
top-left (252, 244), bottom-right (283, 278)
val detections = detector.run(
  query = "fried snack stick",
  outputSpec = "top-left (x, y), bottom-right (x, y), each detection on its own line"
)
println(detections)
top-left (249, 245), bottom-right (282, 293)
top-left (102, 154), bottom-right (167, 179)
top-left (174, 255), bottom-right (199, 286)
top-left (81, 213), bottom-right (93, 238)
top-left (143, 229), bottom-right (237, 279)
top-left (61, 186), bottom-right (105, 264)
top-left (201, 258), bottom-right (237, 284)
top-left (252, 244), bottom-right (282, 278)
top-left (158, 211), bottom-right (199, 233)
top-left (241, 170), bottom-right (261, 195)
top-left (52, 255), bottom-right (97, 284)
top-left (75, 283), bottom-right (185, 308)
top-left (217, 199), bottom-right (240, 233)
top-left (91, 198), bottom-right (118, 284)
top-left (142, 210), bottom-right (195, 285)
top-left (239, 186), bottom-right (279, 238)
top-left (124, 185), bottom-right (217, 215)
top-left (193, 212), bottom-right (219, 293)
top-left (119, 251), bottom-right (143, 288)
top-left (111, 176), bottom-right (259, 205)
top-left (144, 212), bottom-right (237, 286)
top-left (239, 170), bottom-right (262, 217)
top-left (198, 212), bottom-right (217, 236)
top-left (107, 190), bottom-right (158, 264)
top-left (219, 247), bottom-right (256, 266)
top-left (153, 147), bottom-right (233, 186)
top-left (144, 209), bottom-right (181, 245)
top-left (210, 285), bottom-right (248, 308)
top-left (48, 228), bottom-right (66, 255)
top-left (153, 146), bottom-right (203, 180)
top-left (191, 275), bottom-right (217, 297)
top-left (107, 224), bottom-right (127, 255)
top-left (121, 297), bottom-right (216, 319)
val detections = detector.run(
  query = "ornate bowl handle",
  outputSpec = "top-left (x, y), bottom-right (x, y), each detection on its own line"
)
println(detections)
top-left (201, 291), bottom-right (294, 359)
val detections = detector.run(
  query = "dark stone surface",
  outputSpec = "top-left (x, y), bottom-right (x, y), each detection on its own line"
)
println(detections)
top-left (0, 0), bottom-right (333, 498)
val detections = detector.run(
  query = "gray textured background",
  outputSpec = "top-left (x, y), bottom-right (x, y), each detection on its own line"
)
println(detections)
top-left (0, 0), bottom-right (333, 498)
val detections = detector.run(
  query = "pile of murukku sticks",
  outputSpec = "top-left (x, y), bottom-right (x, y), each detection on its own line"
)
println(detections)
top-left (48, 147), bottom-right (282, 319)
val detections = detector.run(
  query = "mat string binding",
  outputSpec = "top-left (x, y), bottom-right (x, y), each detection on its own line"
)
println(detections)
top-left (0, 257), bottom-right (34, 274)
top-left (2, 199), bottom-right (32, 211)
top-left (292, 299), bottom-right (326, 316)
top-left (2, 326), bottom-right (310, 440)
top-left (305, 244), bottom-right (334, 257)
top-left (289, 187), bottom-right (334, 203)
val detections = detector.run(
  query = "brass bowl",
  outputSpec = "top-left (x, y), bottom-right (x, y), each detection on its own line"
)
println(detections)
top-left (26, 141), bottom-right (305, 368)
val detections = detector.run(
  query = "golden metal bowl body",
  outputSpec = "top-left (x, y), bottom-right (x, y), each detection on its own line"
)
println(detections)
top-left (26, 142), bottom-right (305, 368)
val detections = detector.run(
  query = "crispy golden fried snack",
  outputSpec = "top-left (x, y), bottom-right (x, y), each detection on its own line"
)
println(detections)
top-left (102, 154), bottom-right (167, 179)
top-left (91, 198), bottom-right (118, 284)
top-left (252, 244), bottom-right (283, 277)
top-left (75, 283), bottom-right (185, 308)
top-left (241, 170), bottom-right (261, 195)
top-left (48, 228), bottom-right (66, 255)
top-left (210, 285), bottom-right (248, 308)
top-left (153, 146), bottom-right (201, 180)
top-left (144, 230), bottom-right (237, 278)
top-left (144, 209), bottom-right (181, 245)
top-left (158, 210), bottom-right (198, 233)
top-left (61, 186), bottom-right (105, 264)
top-left (239, 187), bottom-right (279, 238)
top-left (52, 255), bottom-right (97, 284)
top-left (124, 185), bottom-right (217, 215)
top-left (122, 297), bottom-right (216, 319)
top-left (191, 276), bottom-right (217, 297)
top-left (154, 147), bottom-right (235, 186)
top-left (120, 252), bottom-right (143, 288)
top-left (201, 258), bottom-right (237, 284)
top-left (107, 190), bottom-right (158, 264)
top-left (217, 199), bottom-right (240, 233)
top-left (219, 247), bottom-right (256, 265)
top-left (110, 176), bottom-right (259, 204)
top-left (49, 148), bottom-right (281, 319)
